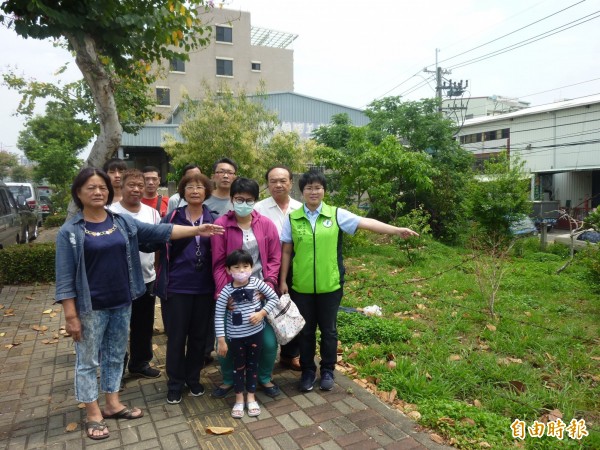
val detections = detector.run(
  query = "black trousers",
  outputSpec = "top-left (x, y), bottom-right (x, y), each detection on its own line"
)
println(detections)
top-left (162, 292), bottom-right (213, 391)
top-left (128, 281), bottom-right (156, 371)
top-left (290, 288), bottom-right (343, 373)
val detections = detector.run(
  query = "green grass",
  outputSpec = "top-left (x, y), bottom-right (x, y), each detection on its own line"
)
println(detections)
top-left (337, 235), bottom-right (600, 449)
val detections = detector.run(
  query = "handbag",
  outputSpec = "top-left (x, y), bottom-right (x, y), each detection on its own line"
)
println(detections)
top-left (266, 293), bottom-right (305, 345)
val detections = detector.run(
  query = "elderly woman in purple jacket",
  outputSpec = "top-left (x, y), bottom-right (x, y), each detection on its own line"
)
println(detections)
top-left (210, 177), bottom-right (282, 399)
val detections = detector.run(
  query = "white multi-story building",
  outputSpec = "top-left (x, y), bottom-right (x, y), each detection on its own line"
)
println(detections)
top-left (456, 94), bottom-right (600, 217)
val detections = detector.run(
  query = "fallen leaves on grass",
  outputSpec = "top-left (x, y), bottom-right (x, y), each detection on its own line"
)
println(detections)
top-left (449, 354), bottom-right (462, 361)
top-left (497, 357), bottom-right (523, 365)
top-left (430, 433), bottom-right (445, 444)
top-left (485, 324), bottom-right (496, 332)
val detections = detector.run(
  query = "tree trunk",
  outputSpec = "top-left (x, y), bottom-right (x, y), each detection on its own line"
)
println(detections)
top-left (66, 33), bottom-right (122, 168)
top-left (65, 33), bottom-right (123, 217)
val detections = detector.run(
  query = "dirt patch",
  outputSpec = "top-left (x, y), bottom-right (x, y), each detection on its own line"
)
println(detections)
top-left (35, 226), bottom-right (60, 244)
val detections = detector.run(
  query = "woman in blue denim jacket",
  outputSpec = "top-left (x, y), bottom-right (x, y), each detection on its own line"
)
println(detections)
top-left (55, 168), bottom-right (223, 441)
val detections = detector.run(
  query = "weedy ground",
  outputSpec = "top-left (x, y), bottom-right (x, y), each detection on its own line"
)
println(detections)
top-left (336, 233), bottom-right (599, 449)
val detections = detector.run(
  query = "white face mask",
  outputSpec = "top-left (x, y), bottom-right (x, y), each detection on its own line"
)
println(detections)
top-left (231, 271), bottom-right (251, 283)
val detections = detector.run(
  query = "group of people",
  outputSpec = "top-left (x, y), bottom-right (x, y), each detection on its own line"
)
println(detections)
top-left (55, 158), bottom-right (418, 440)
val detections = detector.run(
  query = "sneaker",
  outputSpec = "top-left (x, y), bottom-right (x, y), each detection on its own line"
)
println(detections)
top-left (167, 390), bottom-right (182, 404)
top-left (188, 383), bottom-right (205, 397)
top-left (129, 366), bottom-right (161, 379)
top-left (320, 370), bottom-right (335, 391)
top-left (299, 370), bottom-right (316, 392)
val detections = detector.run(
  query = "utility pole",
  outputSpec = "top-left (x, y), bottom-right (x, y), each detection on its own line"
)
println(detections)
top-left (424, 49), bottom-right (469, 114)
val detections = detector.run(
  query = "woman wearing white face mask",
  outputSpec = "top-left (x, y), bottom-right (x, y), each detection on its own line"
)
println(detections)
top-left (210, 178), bottom-right (282, 399)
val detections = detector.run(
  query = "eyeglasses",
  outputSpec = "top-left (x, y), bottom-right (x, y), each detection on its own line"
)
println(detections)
top-left (303, 186), bottom-right (324, 192)
top-left (185, 185), bottom-right (206, 191)
top-left (233, 197), bottom-right (255, 206)
top-left (85, 185), bottom-right (109, 192)
top-left (215, 170), bottom-right (236, 176)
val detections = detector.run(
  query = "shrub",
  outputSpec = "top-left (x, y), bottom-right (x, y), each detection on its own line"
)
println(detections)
top-left (0, 242), bottom-right (55, 284)
top-left (337, 311), bottom-right (411, 345)
top-left (43, 214), bottom-right (67, 228)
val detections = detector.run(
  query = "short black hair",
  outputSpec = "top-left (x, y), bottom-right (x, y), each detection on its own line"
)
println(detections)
top-left (230, 178), bottom-right (259, 200)
top-left (265, 165), bottom-right (293, 182)
top-left (181, 164), bottom-right (202, 178)
top-left (212, 157), bottom-right (238, 174)
top-left (71, 168), bottom-right (114, 209)
top-left (142, 166), bottom-right (160, 176)
top-left (299, 169), bottom-right (327, 192)
top-left (226, 249), bottom-right (254, 268)
top-left (102, 158), bottom-right (127, 173)
top-left (122, 169), bottom-right (144, 186)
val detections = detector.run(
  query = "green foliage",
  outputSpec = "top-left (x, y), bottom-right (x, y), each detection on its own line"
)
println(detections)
top-left (17, 102), bottom-right (89, 187)
top-left (313, 114), bottom-right (435, 217)
top-left (0, 150), bottom-right (18, 180)
top-left (418, 399), bottom-right (512, 449)
top-left (584, 208), bottom-right (600, 231)
top-left (337, 311), bottom-right (412, 345)
top-left (466, 152), bottom-right (532, 237)
top-left (577, 246), bottom-right (600, 292)
top-left (338, 233), bottom-right (599, 447)
top-left (8, 164), bottom-right (33, 182)
top-left (164, 86), bottom-right (279, 180)
top-left (43, 214), bottom-right (67, 228)
top-left (0, 243), bottom-right (55, 284)
top-left (260, 131), bottom-right (315, 174)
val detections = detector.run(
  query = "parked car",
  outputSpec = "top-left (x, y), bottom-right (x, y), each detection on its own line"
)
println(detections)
top-left (0, 182), bottom-right (22, 249)
top-left (5, 182), bottom-right (43, 243)
top-left (39, 195), bottom-right (54, 221)
top-left (509, 214), bottom-right (538, 237)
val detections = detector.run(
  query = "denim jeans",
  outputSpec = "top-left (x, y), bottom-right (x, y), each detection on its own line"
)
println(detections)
top-left (290, 288), bottom-right (343, 373)
top-left (75, 305), bottom-right (131, 403)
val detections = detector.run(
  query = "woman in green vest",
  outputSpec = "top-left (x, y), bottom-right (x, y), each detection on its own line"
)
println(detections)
top-left (279, 170), bottom-right (418, 392)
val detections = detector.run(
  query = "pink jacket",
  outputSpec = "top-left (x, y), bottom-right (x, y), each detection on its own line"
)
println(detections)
top-left (211, 210), bottom-right (281, 297)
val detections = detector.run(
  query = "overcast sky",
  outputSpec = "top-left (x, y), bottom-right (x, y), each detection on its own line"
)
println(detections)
top-left (2, 0), bottom-right (600, 157)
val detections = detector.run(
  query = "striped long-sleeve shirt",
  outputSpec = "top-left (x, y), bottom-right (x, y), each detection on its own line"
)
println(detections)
top-left (215, 277), bottom-right (279, 340)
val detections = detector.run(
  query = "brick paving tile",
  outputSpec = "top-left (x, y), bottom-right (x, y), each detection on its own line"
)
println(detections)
top-left (0, 283), bottom-right (454, 450)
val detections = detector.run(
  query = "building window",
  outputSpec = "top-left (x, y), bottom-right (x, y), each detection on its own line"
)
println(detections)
top-left (216, 25), bottom-right (232, 43)
top-left (170, 58), bottom-right (185, 72)
top-left (216, 58), bottom-right (233, 77)
top-left (156, 87), bottom-right (170, 106)
top-left (251, 61), bottom-right (261, 72)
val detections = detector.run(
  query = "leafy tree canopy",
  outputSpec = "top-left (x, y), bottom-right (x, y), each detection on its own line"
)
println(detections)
top-left (17, 102), bottom-right (91, 186)
top-left (163, 85), bottom-right (280, 180)
top-left (0, 150), bottom-right (18, 180)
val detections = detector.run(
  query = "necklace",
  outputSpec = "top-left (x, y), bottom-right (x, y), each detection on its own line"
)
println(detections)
top-left (84, 222), bottom-right (117, 237)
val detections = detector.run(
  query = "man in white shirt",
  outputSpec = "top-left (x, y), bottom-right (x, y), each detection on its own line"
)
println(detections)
top-left (254, 166), bottom-right (302, 371)
top-left (109, 169), bottom-right (162, 379)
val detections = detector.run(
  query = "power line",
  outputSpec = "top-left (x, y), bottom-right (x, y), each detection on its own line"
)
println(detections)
top-left (448, 10), bottom-right (600, 70)
top-left (436, 0), bottom-right (587, 67)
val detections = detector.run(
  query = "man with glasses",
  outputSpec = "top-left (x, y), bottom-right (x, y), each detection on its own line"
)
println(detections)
top-left (141, 166), bottom-right (169, 217)
top-left (109, 169), bottom-right (162, 380)
top-left (204, 158), bottom-right (237, 218)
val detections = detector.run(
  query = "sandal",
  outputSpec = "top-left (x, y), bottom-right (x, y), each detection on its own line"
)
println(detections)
top-left (85, 419), bottom-right (109, 440)
top-left (231, 402), bottom-right (245, 419)
top-left (102, 406), bottom-right (144, 420)
top-left (247, 401), bottom-right (261, 417)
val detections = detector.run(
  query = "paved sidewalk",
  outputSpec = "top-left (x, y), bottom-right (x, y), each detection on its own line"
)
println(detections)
top-left (0, 284), bottom-right (452, 449)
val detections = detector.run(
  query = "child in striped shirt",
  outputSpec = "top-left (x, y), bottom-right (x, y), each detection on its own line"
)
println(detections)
top-left (215, 249), bottom-right (279, 418)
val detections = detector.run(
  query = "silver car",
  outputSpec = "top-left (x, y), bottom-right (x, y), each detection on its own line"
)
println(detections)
top-left (0, 182), bottom-right (22, 249)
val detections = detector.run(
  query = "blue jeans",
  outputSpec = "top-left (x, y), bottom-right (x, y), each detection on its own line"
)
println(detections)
top-left (75, 305), bottom-right (131, 403)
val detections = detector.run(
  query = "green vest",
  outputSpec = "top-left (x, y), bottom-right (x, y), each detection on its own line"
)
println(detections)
top-left (289, 203), bottom-right (344, 294)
